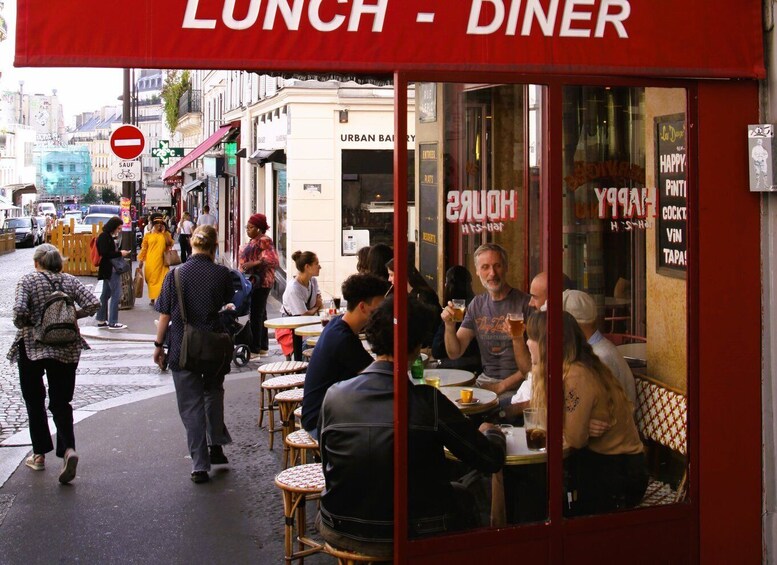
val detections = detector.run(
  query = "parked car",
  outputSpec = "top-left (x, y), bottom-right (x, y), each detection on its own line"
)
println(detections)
top-left (75, 213), bottom-right (114, 235)
top-left (4, 216), bottom-right (38, 247)
top-left (63, 210), bottom-right (83, 223)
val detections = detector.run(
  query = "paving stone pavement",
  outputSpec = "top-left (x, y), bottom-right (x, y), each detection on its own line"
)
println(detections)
top-left (0, 247), bottom-right (284, 444)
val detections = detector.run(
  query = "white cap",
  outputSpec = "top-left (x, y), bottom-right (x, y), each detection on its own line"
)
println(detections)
top-left (562, 290), bottom-right (597, 325)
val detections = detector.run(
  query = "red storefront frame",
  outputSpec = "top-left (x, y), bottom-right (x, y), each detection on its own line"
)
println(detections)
top-left (13, 2), bottom-right (764, 562)
top-left (390, 73), bottom-right (761, 564)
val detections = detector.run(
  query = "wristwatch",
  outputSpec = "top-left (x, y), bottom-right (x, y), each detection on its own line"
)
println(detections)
top-left (154, 341), bottom-right (164, 348)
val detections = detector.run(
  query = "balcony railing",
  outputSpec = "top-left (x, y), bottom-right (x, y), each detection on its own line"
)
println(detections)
top-left (179, 89), bottom-right (202, 116)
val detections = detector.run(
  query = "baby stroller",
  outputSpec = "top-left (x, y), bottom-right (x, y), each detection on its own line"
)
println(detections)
top-left (220, 268), bottom-right (253, 367)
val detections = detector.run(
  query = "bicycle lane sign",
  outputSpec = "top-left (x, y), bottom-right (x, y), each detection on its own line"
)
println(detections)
top-left (111, 159), bottom-right (141, 181)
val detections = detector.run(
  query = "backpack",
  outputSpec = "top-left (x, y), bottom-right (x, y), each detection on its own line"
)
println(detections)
top-left (89, 236), bottom-right (101, 268)
top-left (34, 272), bottom-right (80, 345)
top-left (229, 268), bottom-right (253, 317)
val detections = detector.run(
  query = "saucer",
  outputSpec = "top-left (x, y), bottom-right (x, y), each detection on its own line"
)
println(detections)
top-left (455, 398), bottom-right (481, 406)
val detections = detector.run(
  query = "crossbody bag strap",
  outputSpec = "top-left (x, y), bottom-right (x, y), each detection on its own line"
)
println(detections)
top-left (40, 271), bottom-right (58, 291)
top-left (173, 268), bottom-right (188, 325)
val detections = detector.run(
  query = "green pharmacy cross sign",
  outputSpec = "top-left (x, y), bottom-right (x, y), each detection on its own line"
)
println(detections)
top-left (152, 140), bottom-right (184, 166)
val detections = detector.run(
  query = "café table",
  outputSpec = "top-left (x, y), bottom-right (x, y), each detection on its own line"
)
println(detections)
top-left (265, 316), bottom-right (322, 360)
top-left (439, 386), bottom-right (498, 416)
top-left (305, 335), bottom-right (372, 353)
top-left (445, 425), bottom-right (551, 526)
top-left (294, 324), bottom-right (323, 337)
top-left (617, 342), bottom-right (647, 367)
top-left (420, 368), bottom-right (476, 387)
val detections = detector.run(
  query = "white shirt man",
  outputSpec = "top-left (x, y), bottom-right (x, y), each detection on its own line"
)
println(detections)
top-left (197, 205), bottom-right (218, 230)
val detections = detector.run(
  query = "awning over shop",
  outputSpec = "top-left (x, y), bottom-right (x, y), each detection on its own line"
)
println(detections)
top-left (182, 179), bottom-right (206, 195)
top-left (248, 149), bottom-right (286, 167)
top-left (163, 125), bottom-right (235, 180)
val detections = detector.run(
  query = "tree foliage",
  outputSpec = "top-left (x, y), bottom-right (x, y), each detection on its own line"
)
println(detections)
top-left (161, 70), bottom-right (191, 133)
top-left (81, 187), bottom-right (99, 204)
top-left (101, 187), bottom-right (120, 204)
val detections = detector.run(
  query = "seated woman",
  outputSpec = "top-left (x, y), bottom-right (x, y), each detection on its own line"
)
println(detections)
top-left (318, 296), bottom-right (506, 558)
top-left (525, 311), bottom-right (648, 516)
top-left (431, 266), bottom-right (481, 373)
top-left (279, 250), bottom-right (323, 359)
top-left (386, 256), bottom-right (442, 346)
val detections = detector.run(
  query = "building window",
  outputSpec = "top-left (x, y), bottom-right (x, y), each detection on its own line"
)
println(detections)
top-left (341, 149), bottom-right (415, 251)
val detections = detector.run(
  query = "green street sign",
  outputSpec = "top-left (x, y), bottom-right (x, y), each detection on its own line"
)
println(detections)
top-left (152, 140), bottom-right (184, 166)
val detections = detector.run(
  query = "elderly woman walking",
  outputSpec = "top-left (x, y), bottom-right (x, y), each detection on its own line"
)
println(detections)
top-left (138, 215), bottom-right (174, 306)
top-left (8, 244), bottom-right (99, 484)
top-left (153, 226), bottom-right (234, 484)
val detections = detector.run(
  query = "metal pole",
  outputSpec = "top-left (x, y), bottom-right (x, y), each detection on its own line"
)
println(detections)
top-left (121, 68), bottom-right (133, 253)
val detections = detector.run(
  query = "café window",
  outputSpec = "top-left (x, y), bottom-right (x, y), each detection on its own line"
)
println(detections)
top-left (408, 82), bottom-right (688, 535)
top-left (273, 164), bottom-right (287, 272)
top-left (341, 149), bottom-right (415, 252)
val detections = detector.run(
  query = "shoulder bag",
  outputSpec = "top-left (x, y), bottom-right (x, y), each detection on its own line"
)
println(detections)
top-left (174, 268), bottom-right (233, 374)
top-left (164, 249), bottom-right (181, 266)
top-left (112, 257), bottom-right (130, 274)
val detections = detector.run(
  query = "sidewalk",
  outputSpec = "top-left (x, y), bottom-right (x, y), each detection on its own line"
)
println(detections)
top-left (0, 282), bottom-right (321, 563)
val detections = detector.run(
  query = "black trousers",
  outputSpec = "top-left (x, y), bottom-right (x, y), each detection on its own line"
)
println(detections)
top-left (249, 286), bottom-right (271, 352)
top-left (179, 234), bottom-right (192, 262)
top-left (18, 342), bottom-right (78, 458)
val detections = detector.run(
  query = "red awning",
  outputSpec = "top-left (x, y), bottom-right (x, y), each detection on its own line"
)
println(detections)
top-left (163, 125), bottom-right (235, 180)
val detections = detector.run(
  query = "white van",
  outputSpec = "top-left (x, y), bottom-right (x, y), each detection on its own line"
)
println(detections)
top-left (37, 202), bottom-right (56, 216)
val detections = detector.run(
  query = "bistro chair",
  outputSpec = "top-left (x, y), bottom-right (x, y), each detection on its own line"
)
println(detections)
top-left (275, 387), bottom-right (305, 461)
top-left (257, 360), bottom-right (307, 428)
top-left (323, 542), bottom-right (392, 564)
top-left (274, 463), bottom-right (326, 564)
top-left (261, 373), bottom-right (306, 450)
top-left (284, 429), bottom-right (319, 468)
top-left (293, 405), bottom-right (303, 429)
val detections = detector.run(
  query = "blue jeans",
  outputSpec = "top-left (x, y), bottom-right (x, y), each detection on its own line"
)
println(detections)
top-left (97, 271), bottom-right (121, 325)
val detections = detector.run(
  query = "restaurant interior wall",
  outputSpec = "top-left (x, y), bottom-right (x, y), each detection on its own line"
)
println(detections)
top-left (644, 88), bottom-right (687, 390)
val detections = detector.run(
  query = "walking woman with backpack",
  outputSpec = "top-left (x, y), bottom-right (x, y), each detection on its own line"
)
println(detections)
top-left (95, 216), bottom-right (131, 330)
top-left (8, 244), bottom-right (100, 484)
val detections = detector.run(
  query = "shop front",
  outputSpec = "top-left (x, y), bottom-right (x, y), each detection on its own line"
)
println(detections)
top-left (16, 1), bottom-right (765, 562)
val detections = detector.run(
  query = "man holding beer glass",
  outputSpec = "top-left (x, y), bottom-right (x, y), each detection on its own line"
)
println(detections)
top-left (441, 243), bottom-right (532, 403)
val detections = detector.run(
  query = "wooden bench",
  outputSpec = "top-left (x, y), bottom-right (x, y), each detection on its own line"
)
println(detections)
top-left (634, 375), bottom-right (687, 507)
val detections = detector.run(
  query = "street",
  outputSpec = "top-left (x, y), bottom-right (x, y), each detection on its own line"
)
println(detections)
top-left (0, 248), bottom-right (328, 564)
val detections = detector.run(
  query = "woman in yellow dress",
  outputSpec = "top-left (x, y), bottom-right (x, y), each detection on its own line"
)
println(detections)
top-left (138, 216), bottom-right (174, 305)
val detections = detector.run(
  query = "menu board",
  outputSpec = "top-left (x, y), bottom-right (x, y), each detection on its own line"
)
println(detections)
top-left (418, 143), bottom-right (439, 291)
top-left (655, 114), bottom-right (687, 278)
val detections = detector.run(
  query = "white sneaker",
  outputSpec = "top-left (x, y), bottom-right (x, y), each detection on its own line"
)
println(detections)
top-left (108, 323), bottom-right (127, 330)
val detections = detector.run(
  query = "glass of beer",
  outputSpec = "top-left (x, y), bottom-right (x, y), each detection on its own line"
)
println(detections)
top-left (507, 312), bottom-right (525, 337)
top-left (523, 408), bottom-right (547, 451)
top-left (424, 373), bottom-right (441, 388)
top-left (451, 299), bottom-right (466, 322)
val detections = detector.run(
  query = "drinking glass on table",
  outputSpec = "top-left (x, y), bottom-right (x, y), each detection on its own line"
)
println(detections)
top-left (320, 310), bottom-right (331, 327)
top-left (451, 299), bottom-right (466, 322)
top-left (523, 408), bottom-right (547, 451)
top-left (423, 372), bottom-right (441, 388)
top-left (507, 312), bottom-right (525, 338)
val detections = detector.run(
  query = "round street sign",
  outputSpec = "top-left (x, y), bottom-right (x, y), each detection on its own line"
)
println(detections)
top-left (110, 124), bottom-right (146, 160)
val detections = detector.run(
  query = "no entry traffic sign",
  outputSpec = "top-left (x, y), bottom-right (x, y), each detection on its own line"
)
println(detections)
top-left (110, 124), bottom-right (146, 160)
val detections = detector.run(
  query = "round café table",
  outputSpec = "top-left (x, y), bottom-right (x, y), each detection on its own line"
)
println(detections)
top-left (439, 386), bottom-right (498, 415)
top-left (294, 324), bottom-right (324, 337)
top-left (422, 368), bottom-right (475, 387)
top-left (265, 316), bottom-right (321, 360)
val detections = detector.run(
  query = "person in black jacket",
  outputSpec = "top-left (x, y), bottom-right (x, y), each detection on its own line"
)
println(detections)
top-left (318, 296), bottom-right (506, 558)
top-left (95, 216), bottom-right (130, 330)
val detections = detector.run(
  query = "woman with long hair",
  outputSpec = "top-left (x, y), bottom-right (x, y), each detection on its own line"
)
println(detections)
top-left (9, 244), bottom-right (100, 483)
top-left (95, 216), bottom-right (131, 330)
top-left (525, 310), bottom-right (647, 515)
top-left (365, 243), bottom-right (393, 281)
top-left (431, 265), bottom-right (481, 372)
top-left (153, 225), bottom-right (234, 484)
top-left (138, 215), bottom-right (174, 306)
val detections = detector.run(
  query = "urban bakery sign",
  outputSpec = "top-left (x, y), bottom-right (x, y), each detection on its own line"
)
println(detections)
top-left (15, 1), bottom-right (763, 80)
